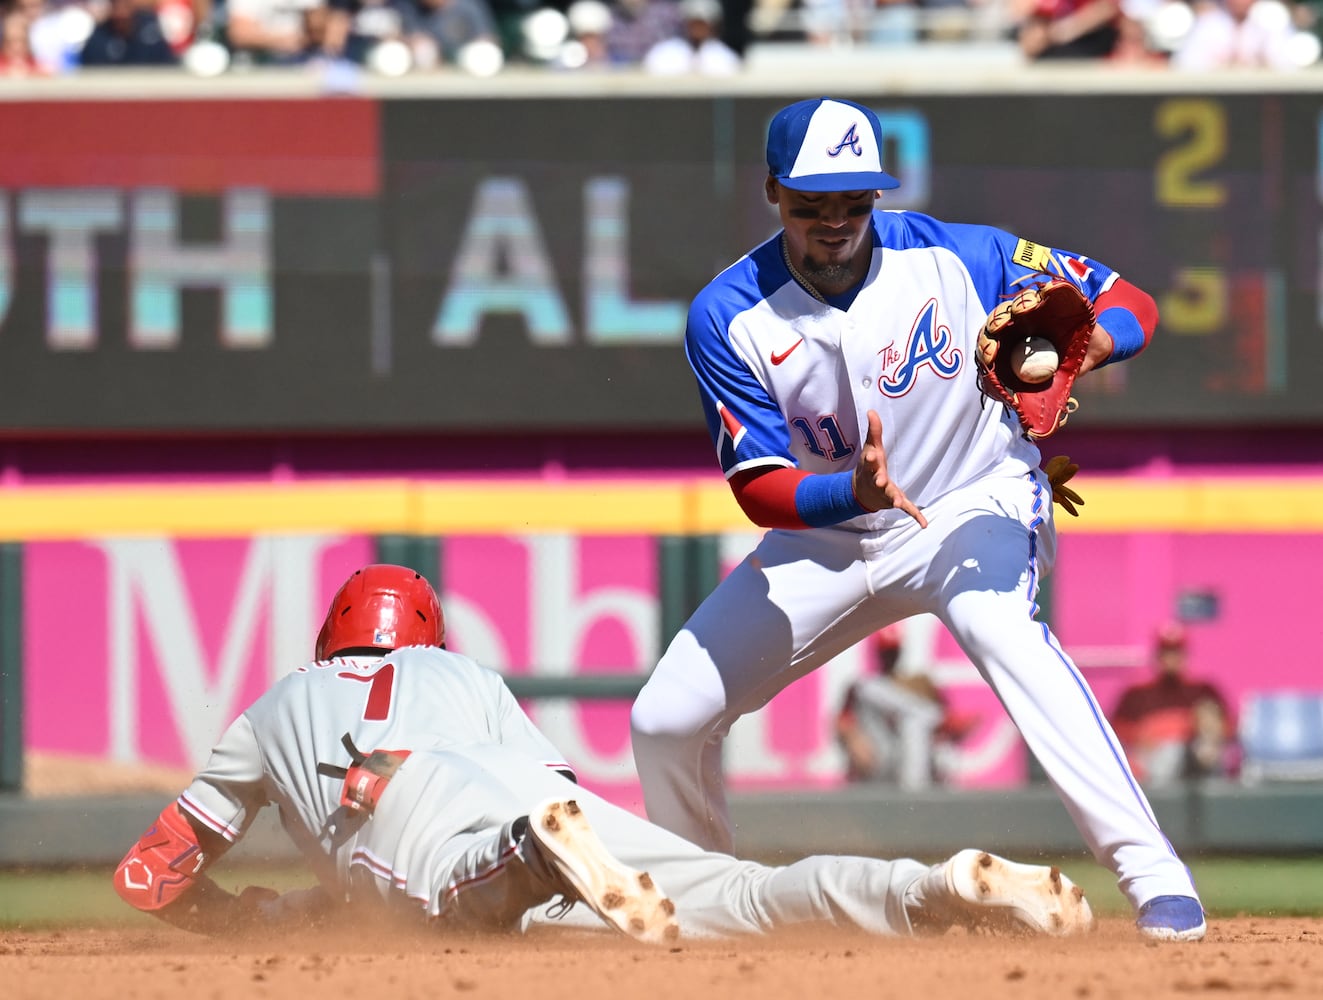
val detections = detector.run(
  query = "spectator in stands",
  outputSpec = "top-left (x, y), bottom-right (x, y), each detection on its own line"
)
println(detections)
top-left (154, 0), bottom-right (199, 52)
top-left (1015, 0), bottom-right (1121, 58)
top-left (0, 4), bottom-right (44, 73)
top-left (222, 0), bottom-right (325, 62)
top-left (553, 0), bottom-right (615, 67)
top-left (868, 0), bottom-right (921, 44)
top-left (917, 0), bottom-right (975, 42)
top-left (322, 0), bottom-right (420, 64)
top-left (604, 0), bottom-right (681, 63)
top-left (79, 0), bottom-right (179, 63)
top-left (642, 0), bottom-right (739, 72)
top-left (12, 0), bottom-right (96, 73)
top-left (411, 0), bottom-right (499, 67)
top-left (1111, 622), bottom-right (1235, 787)
top-left (1107, 3), bottom-right (1170, 63)
top-left (798, 0), bottom-right (859, 45)
top-left (717, 0), bottom-right (750, 53)
top-left (482, 0), bottom-right (536, 61)
top-left (834, 625), bottom-right (977, 789)
top-left (1170, 0), bottom-right (1301, 68)
top-left (13, 0), bottom-right (75, 73)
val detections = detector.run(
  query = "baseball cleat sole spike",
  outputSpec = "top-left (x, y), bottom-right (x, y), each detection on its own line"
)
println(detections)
top-left (529, 798), bottom-right (681, 945)
top-left (944, 849), bottom-right (1095, 936)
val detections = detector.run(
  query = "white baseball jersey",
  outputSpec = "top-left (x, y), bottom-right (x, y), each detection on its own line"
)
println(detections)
top-left (178, 644), bottom-right (934, 937)
top-left (633, 209), bottom-right (1203, 915)
top-left (686, 209), bottom-right (1114, 519)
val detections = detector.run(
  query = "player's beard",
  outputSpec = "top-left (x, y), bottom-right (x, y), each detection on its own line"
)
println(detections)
top-left (798, 255), bottom-right (856, 288)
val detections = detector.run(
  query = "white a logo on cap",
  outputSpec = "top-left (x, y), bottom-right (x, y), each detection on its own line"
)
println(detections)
top-left (789, 100), bottom-right (883, 181)
top-left (827, 124), bottom-right (864, 158)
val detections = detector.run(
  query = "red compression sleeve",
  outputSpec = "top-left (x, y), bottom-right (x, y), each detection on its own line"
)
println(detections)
top-left (1094, 277), bottom-right (1158, 358)
top-left (729, 467), bottom-right (811, 528)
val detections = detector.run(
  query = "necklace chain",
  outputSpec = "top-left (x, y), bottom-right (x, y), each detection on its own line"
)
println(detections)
top-left (780, 235), bottom-right (827, 304)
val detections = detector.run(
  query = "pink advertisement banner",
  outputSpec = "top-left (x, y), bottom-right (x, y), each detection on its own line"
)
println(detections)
top-left (23, 528), bottom-right (1323, 810)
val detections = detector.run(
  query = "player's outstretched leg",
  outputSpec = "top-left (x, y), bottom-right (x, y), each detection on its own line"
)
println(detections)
top-left (906, 849), bottom-right (1095, 936)
top-left (1135, 895), bottom-right (1207, 942)
top-left (525, 798), bottom-right (681, 945)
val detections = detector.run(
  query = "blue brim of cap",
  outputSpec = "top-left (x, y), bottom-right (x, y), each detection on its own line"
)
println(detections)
top-left (776, 170), bottom-right (900, 192)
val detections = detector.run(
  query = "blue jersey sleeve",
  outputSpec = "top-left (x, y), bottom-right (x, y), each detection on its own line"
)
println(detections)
top-left (683, 250), bottom-right (799, 478)
top-left (875, 211), bottom-right (1121, 317)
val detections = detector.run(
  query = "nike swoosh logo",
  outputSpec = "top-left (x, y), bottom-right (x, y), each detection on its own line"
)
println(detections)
top-left (770, 339), bottom-right (804, 365)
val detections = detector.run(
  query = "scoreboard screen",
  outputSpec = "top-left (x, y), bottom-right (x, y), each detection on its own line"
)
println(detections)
top-left (0, 92), bottom-right (1315, 433)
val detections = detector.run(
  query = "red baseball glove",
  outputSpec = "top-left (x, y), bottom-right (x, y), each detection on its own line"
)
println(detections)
top-left (976, 278), bottom-right (1096, 440)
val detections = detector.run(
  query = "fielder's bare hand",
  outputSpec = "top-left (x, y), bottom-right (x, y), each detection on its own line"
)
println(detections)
top-left (853, 410), bottom-right (927, 528)
top-left (1079, 323), bottom-right (1115, 376)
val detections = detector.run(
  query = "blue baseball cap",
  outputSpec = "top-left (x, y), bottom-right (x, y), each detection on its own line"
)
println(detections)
top-left (766, 97), bottom-right (900, 193)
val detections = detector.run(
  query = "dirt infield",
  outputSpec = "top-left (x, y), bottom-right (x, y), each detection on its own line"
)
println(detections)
top-left (1, 917), bottom-right (1317, 1000)
top-left (12, 761), bottom-right (1319, 998)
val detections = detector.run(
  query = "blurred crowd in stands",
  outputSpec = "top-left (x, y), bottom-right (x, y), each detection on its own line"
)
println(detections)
top-left (0, 0), bottom-right (1318, 77)
top-left (834, 619), bottom-right (1245, 792)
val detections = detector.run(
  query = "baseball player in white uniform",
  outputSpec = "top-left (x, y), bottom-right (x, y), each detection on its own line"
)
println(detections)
top-left (114, 564), bottom-right (1096, 942)
top-left (629, 97), bottom-right (1207, 943)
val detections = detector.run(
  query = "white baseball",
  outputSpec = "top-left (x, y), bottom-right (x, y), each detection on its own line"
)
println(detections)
top-left (1011, 337), bottom-right (1059, 383)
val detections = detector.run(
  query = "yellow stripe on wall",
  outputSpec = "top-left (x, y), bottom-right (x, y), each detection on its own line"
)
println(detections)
top-left (0, 477), bottom-right (1318, 540)
top-left (413, 482), bottom-right (704, 535)
top-left (0, 481), bottom-right (419, 541)
top-left (1056, 479), bottom-right (1323, 533)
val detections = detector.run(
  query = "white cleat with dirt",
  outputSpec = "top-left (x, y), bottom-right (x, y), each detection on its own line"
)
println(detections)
top-left (940, 849), bottom-right (1095, 936)
top-left (528, 798), bottom-right (681, 945)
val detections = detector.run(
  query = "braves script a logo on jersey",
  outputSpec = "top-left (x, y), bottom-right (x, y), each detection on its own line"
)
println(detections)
top-left (827, 124), bottom-right (864, 159)
top-left (879, 299), bottom-right (962, 396)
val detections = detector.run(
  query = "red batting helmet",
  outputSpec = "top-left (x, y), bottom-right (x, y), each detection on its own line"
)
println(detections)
top-left (315, 564), bottom-right (445, 660)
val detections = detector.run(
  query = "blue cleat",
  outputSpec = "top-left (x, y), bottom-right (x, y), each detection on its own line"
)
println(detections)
top-left (1136, 895), bottom-right (1207, 942)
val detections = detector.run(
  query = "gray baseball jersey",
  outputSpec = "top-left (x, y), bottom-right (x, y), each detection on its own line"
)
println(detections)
top-left (180, 648), bottom-right (570, 908)
top-left (178, 645), bottom-right (928, 938)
